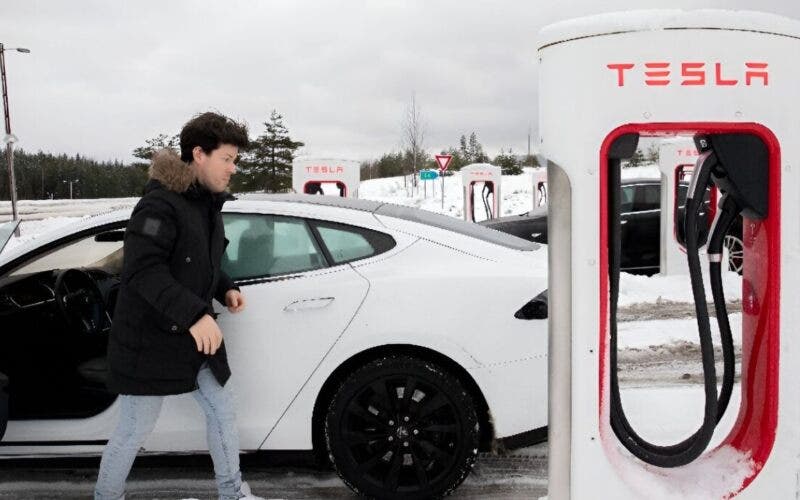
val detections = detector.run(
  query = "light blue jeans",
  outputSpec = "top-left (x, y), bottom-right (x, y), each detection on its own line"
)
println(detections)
top-left (95, 363), bottom-right (243, 500)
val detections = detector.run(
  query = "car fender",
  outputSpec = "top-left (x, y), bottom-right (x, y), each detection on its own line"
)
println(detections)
top-left (259, 333), bottom-right (483, 451)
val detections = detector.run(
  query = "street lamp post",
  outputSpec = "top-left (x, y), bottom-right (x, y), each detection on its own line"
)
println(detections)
top-left (63, 179), bottom-right (79, 200)
top-left (1, 43), bottom-right (30, 235)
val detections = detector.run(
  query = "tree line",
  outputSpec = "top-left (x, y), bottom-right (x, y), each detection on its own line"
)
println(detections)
top-left (0, 149), bottom-right (147, 201)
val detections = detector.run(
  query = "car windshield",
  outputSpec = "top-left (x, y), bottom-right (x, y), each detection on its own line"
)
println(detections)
top-left (0, 220), bottom-right (20, 254)
top-left (6, 233), bottom-right (124, 278)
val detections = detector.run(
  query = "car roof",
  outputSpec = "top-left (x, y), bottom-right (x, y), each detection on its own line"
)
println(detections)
top-left (0, 195), bottom-right (536, 264)
top-left (239, 194), bottom-right (536, 251)
top-left (241, 193), bottom-right (384, 212)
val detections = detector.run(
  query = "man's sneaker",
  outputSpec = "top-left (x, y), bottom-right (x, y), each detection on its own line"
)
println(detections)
top-left (238, 481), bottom-right (268, 500)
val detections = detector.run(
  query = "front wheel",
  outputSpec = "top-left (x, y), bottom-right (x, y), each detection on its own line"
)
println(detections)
top-left (325, 355), bottom-right (479, 499)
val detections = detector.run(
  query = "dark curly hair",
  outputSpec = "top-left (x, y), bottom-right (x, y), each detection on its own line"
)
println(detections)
top-left (179, 112), bottom-right (249, 163)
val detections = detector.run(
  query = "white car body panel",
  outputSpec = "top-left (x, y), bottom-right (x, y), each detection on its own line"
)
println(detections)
top-left (220, 264), bottom-right (370, 449)
top-left (0, 197), bottom-right (548, 458)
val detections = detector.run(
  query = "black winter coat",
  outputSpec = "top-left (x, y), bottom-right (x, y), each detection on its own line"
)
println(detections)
top-left (107, 150), bottom-right (237, 395)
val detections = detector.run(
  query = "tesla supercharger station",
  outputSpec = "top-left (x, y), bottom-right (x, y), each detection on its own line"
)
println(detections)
top-left (540, 10), bottom-right (800, 499)
top-left (292, 158), bottom-right (360, 198)
top-left (461, 163), bottom-right (501, 221)
top-left (533, 168), bottom-right (548, 208)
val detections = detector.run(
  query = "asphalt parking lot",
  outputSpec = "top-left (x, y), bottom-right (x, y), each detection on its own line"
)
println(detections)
top-left (0, 447), bottom-right (548, 499)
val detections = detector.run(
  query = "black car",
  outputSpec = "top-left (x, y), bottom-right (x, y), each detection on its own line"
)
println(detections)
top-left (480, 178), bottom-right (743, 275)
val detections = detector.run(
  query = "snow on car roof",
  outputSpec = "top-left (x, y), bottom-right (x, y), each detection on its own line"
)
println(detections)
top-left (240, 193), bottom-right (384, 212)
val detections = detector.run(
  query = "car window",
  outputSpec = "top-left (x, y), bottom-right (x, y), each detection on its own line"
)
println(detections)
top-left (620, 186), bottom-right (635, 213)
top-left (222, 213), bottom-right (326, 280)
top-left (312, 221), bottom-right (396, 265)
top-left (677, 184), bottom-right (689, 207)
top-left (633, 184), bottom-right (660, 212)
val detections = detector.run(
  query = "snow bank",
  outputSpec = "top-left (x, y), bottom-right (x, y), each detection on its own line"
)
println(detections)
top-left (619, 268), bottom-right (742, 306)
top-left (619, 313), bottom-right (742, 349)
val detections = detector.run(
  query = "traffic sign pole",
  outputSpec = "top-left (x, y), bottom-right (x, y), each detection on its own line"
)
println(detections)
top-left (435, 155), bottom-right (452, 211)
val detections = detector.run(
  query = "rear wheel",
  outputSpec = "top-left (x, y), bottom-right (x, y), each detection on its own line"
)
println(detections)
top-left (724, 234), bottom-right (744, 274)
top-left (325, 355), bottom-right (479, 499)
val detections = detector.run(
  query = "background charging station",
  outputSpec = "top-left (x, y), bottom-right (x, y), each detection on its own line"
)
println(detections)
top-left (539, 10), bottom-right (800, 499)
top-left (658, 139), bottom-right (696, 275)
top-left (461, 163), bottom-right (501, 222)
top-left (292, 158), bottom-right (360, 198)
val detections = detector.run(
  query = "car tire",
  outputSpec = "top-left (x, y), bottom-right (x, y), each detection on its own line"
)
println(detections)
top-left (325, 355), bottom-right (479, 500)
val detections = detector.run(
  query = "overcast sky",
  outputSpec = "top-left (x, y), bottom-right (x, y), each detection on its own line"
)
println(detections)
top-left (3, 0), bottom-right (800, 164)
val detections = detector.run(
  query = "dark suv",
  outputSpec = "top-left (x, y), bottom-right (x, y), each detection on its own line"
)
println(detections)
top-left (480, 178), bottom-right (743, 275)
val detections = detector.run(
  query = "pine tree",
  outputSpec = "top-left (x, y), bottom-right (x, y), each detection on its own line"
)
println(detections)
top-left (458, 135), bottom-right (469, 163)
top-left (645, 143), bottom-right (660, 164)
top-left (458, 132), bottom-right (488, 164)
top-left (468, 132), bottom-right (487, 163)
top-left (234, 110), bottom-right (304, 193)
top-left (624, 149), bottom-right (646, 168)
top-left (132, 133), bottom-right (180, 161)
top-left (494, 148), bottom-right (522, 175)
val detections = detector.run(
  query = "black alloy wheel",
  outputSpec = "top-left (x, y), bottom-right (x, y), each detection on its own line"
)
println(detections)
top-left (724, 234), bottom-right (744, 274)
top-left (325, 355), bottom-right (479, 499)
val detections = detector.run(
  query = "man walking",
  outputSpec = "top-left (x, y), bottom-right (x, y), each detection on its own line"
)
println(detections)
top-left (95, 112), bottom-right (263, 500)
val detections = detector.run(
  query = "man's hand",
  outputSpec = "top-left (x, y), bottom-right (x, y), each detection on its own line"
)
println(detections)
top-left (225, 289), bottom-right (246, 313)
top-left (189, 314), bottom-right (223, 355)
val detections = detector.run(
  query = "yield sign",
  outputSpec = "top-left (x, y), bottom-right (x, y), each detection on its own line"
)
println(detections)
top-left (435, 154), bottom-right (453, 172)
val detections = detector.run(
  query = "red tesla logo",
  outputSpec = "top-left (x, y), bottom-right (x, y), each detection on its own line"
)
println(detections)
top-left (607, 62), bottom-right (768, 87)
top-left (305, 166), bottom-right (345, 174)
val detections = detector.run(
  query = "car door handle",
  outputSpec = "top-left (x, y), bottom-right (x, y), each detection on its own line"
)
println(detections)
top-left (620, 220), bottom-right (628, 225)
top-left (284, 297), bottom-right (335, 312)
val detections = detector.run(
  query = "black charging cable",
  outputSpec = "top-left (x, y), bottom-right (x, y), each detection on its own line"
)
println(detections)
top-left (705, 194), bottom-right (740, 421)
top-left (482, 183), bottom-right (494, 219)
top-left (608, 150), bottom-right (729, 467)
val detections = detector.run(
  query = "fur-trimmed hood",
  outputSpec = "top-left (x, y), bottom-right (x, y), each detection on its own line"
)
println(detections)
top-left (148, 148), bottom-right (196, 193)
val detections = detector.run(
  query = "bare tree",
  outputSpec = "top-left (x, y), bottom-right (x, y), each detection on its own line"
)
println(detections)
top-left (401, 93), bottom-right (426, 193)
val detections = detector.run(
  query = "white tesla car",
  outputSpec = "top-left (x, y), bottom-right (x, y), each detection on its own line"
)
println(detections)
top-left (0, 195), bottom-right (548, 499)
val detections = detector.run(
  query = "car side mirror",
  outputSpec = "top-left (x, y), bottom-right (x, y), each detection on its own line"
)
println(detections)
top-left (515, 289), bottom-right (548, 320)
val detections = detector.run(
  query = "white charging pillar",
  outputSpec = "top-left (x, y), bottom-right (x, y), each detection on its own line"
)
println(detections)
top-left (292, 158), bottom-right (360, 198)
top-left (539, 9), bottom-right (800, 499)
top-left (461, 163), bottom-right (501, 221)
